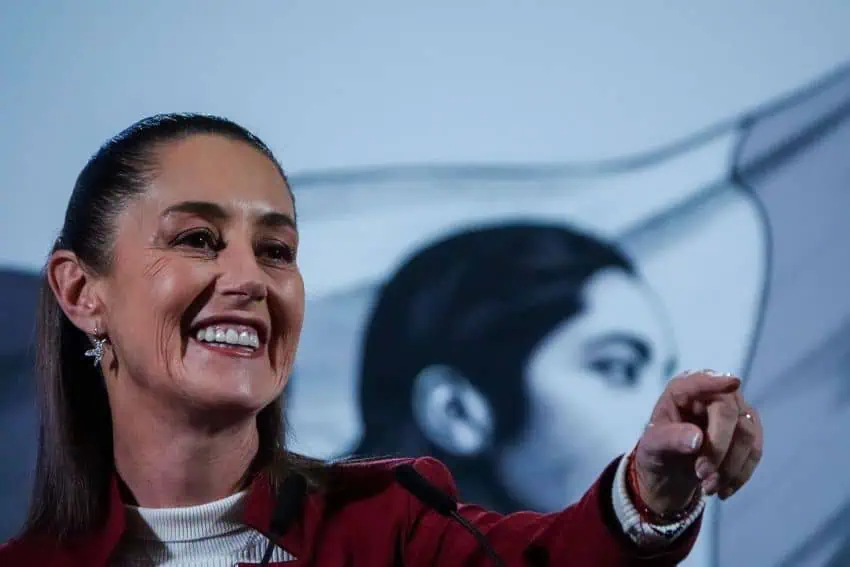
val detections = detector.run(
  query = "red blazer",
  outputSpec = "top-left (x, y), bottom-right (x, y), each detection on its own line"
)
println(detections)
top-left (0, 455), bottom-right (700, 566)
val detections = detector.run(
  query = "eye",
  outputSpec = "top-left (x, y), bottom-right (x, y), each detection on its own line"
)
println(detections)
top-left (583, 336), bottom-right (650, 388)
top-left (173, 229), bottom-right (221, 251)
top-left (588, 357), bottom-right (640, 387)
top-left (257, 241), bottom-right (295, 264)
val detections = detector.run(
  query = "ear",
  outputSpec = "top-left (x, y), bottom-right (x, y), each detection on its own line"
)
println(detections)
top-left (47, 250), bottom-right (104, 336)
top-left (410, 365), bottom-right (495, 457)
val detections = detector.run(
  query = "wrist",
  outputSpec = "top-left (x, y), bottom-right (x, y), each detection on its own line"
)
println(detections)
top-left (627, 452), bottom-right (701, 523)
top-left (614, 453), bottom-right (706, 547)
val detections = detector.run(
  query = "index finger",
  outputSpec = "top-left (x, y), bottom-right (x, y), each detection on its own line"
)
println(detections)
top-left (705, 395), bottom-right (740, 466)
top-left (669, 372), bottom-right (741, 408)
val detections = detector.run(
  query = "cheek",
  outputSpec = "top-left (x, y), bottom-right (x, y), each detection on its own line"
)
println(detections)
top-left (526, 369), bottom-right (651, 457)
top-left (526, 372), bottom-right (598, 448)
top-left (574, 375), bottom-right (659, 453)
top-left (111, 258), bottom-right (209, 362)
top-left (274, 275), bottom-right (306, 340)
top-left (147, 267), bottom-right (202, 321)
top-left (265, 272), bottom-right (306, 381)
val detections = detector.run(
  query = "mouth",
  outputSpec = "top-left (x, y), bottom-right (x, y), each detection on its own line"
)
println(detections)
top-left (189, 315), bottom-right (269, 359)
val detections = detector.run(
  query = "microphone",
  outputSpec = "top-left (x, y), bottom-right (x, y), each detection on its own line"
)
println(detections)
top-left (259, 473), bottom-right (307, 567)
top-left (394, 463), bottom-right (506, 567)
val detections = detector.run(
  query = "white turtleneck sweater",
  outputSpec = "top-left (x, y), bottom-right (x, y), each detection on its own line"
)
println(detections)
top-left (109, 491), bottom-right (294, 566)
top-left (108, 459), bottom-right (702, 566)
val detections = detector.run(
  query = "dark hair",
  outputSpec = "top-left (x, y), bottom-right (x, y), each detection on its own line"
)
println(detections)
top-left (353, 223), bottom-right (635, 509)
top-left (24, 113), bottom-right (314, 541)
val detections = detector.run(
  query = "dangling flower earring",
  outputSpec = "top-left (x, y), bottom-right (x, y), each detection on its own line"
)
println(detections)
top-left (84, 325), bottom-right (108, 366)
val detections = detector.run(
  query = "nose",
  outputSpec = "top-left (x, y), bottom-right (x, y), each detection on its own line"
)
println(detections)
top-left (217, 241), bottom-right (267, 303)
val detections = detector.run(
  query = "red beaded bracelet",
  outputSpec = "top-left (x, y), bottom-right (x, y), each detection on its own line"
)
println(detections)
top-left (626, 451), bottom-right (701, 525)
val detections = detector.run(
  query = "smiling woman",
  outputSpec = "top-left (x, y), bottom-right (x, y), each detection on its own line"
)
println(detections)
top-left (10, 115), bottom-right (318, 564)
top-left (0, 113), bottom-right (760, 567)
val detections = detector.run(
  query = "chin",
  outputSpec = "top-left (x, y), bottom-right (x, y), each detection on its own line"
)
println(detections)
top-left (183, 379), bottom-right (279, 417)
top-left (182, 351), bottom-right (281, 391)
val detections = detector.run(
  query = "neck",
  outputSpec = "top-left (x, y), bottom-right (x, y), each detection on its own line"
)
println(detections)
top-left (111, 400), bottom-right (260, 509)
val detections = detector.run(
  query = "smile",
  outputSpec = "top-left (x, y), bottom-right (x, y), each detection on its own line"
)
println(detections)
top-left (187, 314), bottom-right (270, 359)
top-left (195, 325), bottom-right (261, 349)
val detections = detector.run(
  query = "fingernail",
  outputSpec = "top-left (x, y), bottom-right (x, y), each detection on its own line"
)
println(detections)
top-left (704, 369), bottom-right (738, 379)
top-left (690, 431), bottom-right (702, 451)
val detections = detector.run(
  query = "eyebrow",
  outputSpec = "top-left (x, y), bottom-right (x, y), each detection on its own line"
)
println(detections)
top-left (161, 200), bottom-right (297, 230)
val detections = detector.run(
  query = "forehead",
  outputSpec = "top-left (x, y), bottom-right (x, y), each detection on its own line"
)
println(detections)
top-left (144, 134), bottom-right (294, 215)
top-left (579, 268), bottom-right (675, 354)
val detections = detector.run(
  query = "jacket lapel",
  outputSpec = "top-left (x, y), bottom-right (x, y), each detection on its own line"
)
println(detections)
top-left (60, 477), bottom-right (127, 567)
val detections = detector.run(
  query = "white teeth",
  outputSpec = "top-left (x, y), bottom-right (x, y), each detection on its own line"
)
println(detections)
top-left (238, 331), bottom-right (254, 347)
top-left (194, 325), bottom-right (260, 349)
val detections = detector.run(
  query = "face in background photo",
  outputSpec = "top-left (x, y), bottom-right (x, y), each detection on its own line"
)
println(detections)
top-left (351, 223), bottom-right (676, 512)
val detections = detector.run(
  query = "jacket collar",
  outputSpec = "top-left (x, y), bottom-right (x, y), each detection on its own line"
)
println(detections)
top-left (64, 471), bottom-right (315, 566)
top-left (241, 471), bottom-right (316, 561)
top-left (61, 476), bottom-right (126, 567)
top-left (52, 459), bottom-right (401, 566)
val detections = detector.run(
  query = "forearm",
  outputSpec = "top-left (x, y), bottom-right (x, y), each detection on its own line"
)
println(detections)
top-left (405, 456), bottom-right (703, 567)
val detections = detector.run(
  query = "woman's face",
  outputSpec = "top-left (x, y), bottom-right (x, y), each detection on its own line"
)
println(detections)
top-left (495, 267), bottom-right (676, 511)
top-left (97, 134), bottom-right (303, 416)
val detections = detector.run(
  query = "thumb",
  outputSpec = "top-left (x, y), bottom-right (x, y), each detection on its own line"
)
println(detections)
top-left (639, 422), bottom-right (704, 457)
